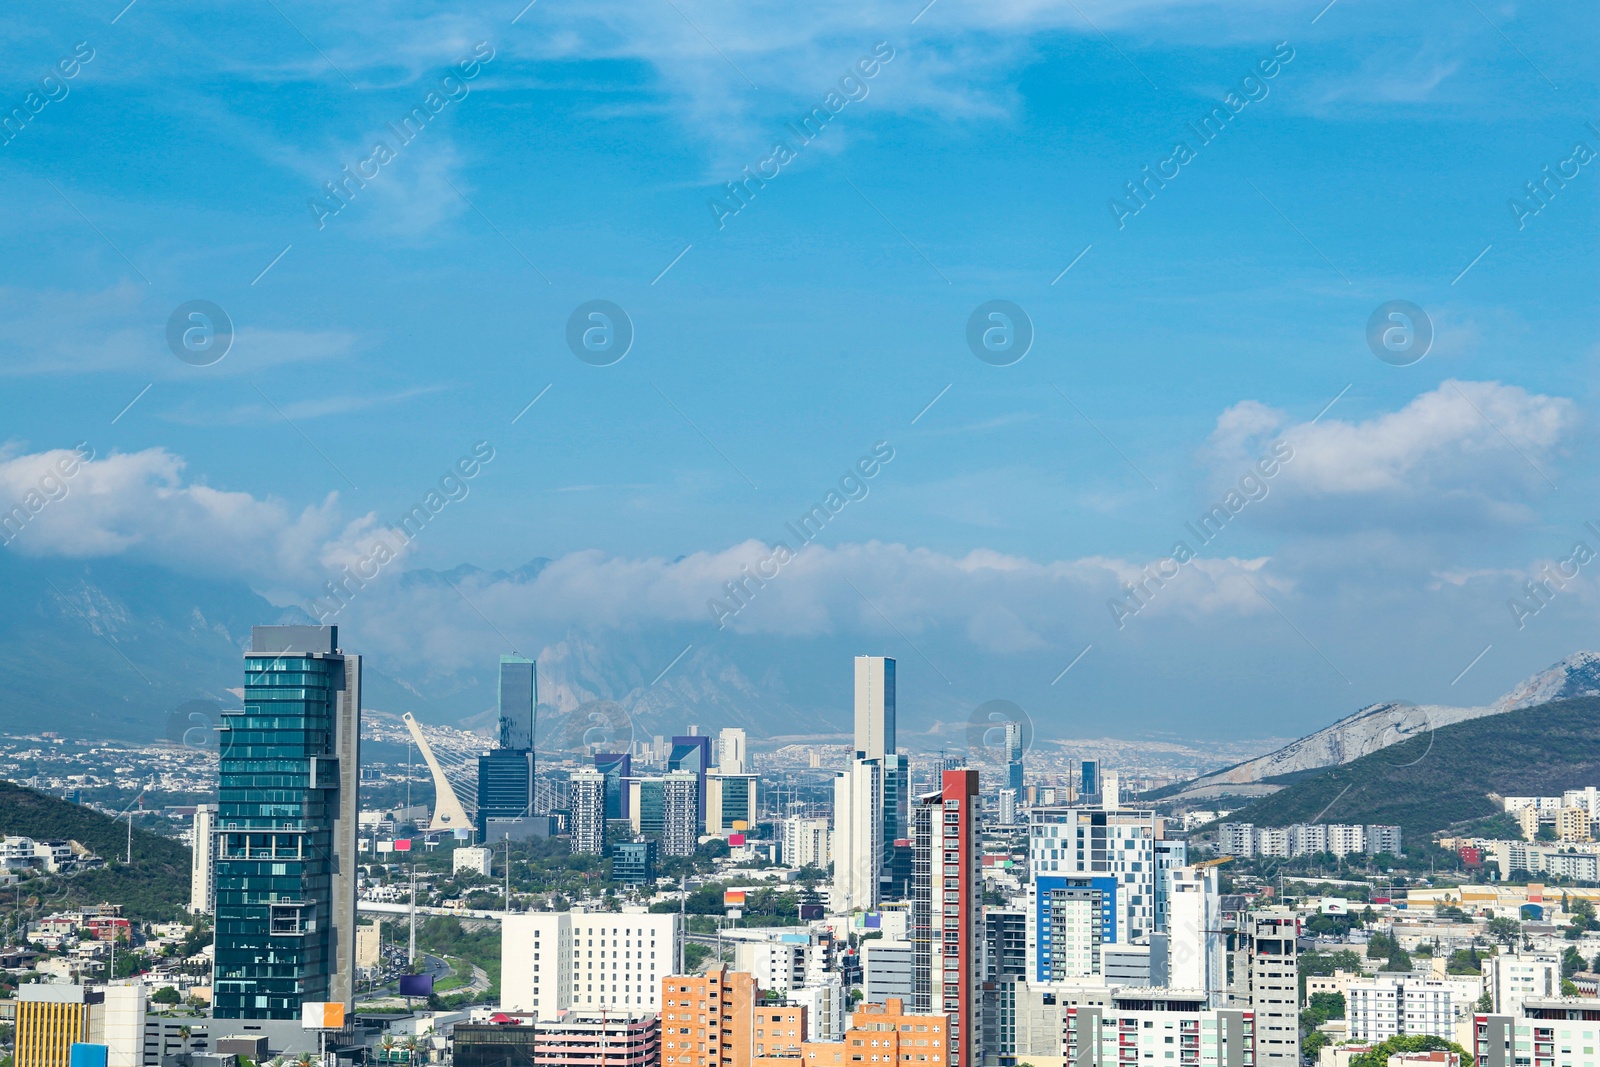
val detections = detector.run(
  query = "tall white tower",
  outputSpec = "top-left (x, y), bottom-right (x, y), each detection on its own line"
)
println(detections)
top-left (831, 757), bottom-right (882, 913)
top-left (853, 656), bottom-right (895, 760)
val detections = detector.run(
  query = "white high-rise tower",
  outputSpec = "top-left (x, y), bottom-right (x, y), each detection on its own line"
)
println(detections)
top-left (853, 656), bottom-right (895, 760)
top-left (831, 757), bottom-right (882, 913)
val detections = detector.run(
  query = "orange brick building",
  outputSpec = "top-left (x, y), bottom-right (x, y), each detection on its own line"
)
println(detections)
top-left (661, 966), bottom-right (759, 1067)
top-left (753, 998), bottom-right (947, 1067)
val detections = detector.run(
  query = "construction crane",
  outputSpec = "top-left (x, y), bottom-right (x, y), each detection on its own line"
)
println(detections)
top-left (1194, 856), bottom-right (1234, 870)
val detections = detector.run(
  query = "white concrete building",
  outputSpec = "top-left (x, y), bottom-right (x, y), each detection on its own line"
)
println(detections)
top-left (717, 727), bottom-right (748, 774)
top-left (1066, 989), bottom-right (1258, 1067)
top-left (1169, 864), bottom-right (1225, 1007)
top-left (734, 940), bottom-right (805, 994)
top-left (831, 757), bottom-right (882, 913)
top-left (189, 804), bottom-right (216, 915)
top-left (1347, 974), bottom-right (1462, 1041)
top-left (500, 911), bottom-right (681, 1019)
top-left (782, 817), bottom-right (830, 869)
top-left (453, 846), bottom-right (492, 877)
top-left (569, 770), bottom-right (606, 855)
top-left (861, 939), bottom-right (915, 1003)
top-left (1484, 953), bottom-right (1560, 1014)
top-left (789, 973), bottom-right (846, 1042)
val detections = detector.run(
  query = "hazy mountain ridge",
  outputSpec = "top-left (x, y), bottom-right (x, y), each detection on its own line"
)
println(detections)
top-left (1157, 651), bottom-right (1600, 802)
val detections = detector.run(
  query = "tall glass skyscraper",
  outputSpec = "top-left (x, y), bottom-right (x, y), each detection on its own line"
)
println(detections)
top-left (213, 626), bottom-right (360, 1019)
top-left (477, 656), bottom-right (537, 839)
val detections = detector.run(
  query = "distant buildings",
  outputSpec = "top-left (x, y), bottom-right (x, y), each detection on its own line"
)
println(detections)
top-left (1, 837), bottom-right (92, 875)
top-left (1218, 821), bottom-right (1402, 859)
top-left (569, 770), bottom-right (606, 855)
top-left (1064, 988), bottom-right (1258, 1067)
top-left (476, 656), bottom-right (537, 840)
top-left (213, 624), bottom-right (360, 1020)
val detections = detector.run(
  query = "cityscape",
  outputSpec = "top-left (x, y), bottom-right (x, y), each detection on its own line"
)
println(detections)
top-left (1, 4), bottom-right (1594, 1067)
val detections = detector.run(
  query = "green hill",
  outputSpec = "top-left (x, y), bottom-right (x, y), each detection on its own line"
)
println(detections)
top-left (1228, 696), bottom-right (1600, 839)
top-left (0, 778), bottom-right (191, 920)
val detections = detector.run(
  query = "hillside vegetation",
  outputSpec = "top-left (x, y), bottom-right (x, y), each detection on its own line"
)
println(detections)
top-left (1230, 696), bottom-right (1600, 838)
top-left (0, 778), bottom-right (190, 919)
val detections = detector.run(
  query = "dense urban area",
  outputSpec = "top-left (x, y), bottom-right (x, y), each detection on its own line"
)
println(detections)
top-left (4, 631), bottom-right (1599, 1067)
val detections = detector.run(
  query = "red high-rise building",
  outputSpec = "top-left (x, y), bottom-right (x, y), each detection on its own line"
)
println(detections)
top-left (913, 769), bottom-right (978, 1067)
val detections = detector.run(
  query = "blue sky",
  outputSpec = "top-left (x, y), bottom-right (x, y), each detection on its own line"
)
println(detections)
top-left (1, 0), bottom-right (1597, 742)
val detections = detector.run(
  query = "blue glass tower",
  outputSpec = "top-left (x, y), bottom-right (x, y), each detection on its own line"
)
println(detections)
top-left (476, 656), bottom-right (537, 839)
top-left (213, 625), bottom-right (360, 1019)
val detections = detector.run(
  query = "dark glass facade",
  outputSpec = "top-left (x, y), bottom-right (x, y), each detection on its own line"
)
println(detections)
top-left (213, 626), bottom-right (358, 1020)
top-left (666, 736), bottom-right (710, 820)
top-left (477, 749), bottom-right (535, 838)
top-left (594, 752), bottom-right (631, 819)
top-left (497, 657), bottom-right (536, 750)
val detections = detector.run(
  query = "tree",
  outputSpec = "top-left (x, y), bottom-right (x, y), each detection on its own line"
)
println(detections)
top-left (151, 986), bottom-right (181, 1005)
top-left (1487, 916), bottom-right (1521, 947)
top-left (1563, 946), bottom-right (1585, 978)
top-left (1348, 1035), bottom-right (1469, 1067)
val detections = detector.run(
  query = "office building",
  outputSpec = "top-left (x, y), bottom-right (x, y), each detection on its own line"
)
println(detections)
top-left (717, 728), bottom-right (749, 774)
top-left (862, 939), bottom-right (915, 1003)
top-left (831, 758), bottom-right (882, 913)
top-left (660, 966), bottom-right (758, 1067)
top-left (982, 909), bottom-right (1027, 984)
top-left (213, 625), bottom-right (361, 1019)
top-left (189, 804), bottom-right (216, 916)
top-left (476, 657), bottom-right (537, 840)
top-left (1081, 759), bottom-right (1099, 798)
top-left (1168, 865), bottom-right (1224, 1007)
top-left (1028, 806), bottom-right (1162, 983)
top-left (501, 912), bottom-right (681, 1019)
top-left (625, 772), bottom-right (700, 857)
top-left (610, 839), bottom-right (657, 885)
top-left (570, 770), bottom-right (607, 854)
top-left (594, 752), bottom-right (632, 820)
top-left (1005, 721), bottom-right (1024, 795)
top-left (667, 736), bottom-right (713, 823)
top-left (705, 773), bottom-right (758, 838)
top-left (853, 656), bottom-right (895, 761)
top-left (911, 769), bottom-right (978, 1067)
top-left (1231, 909), bottom-right (1298, 1067)
top-left (16, 985), bottom-right (144, 1067)
top-left (1065, 989), bottom-right (1258, 1067)
top-left (781, 818), bottom-right (830, 870)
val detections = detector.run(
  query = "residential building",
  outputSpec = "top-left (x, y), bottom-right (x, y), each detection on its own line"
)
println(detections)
top-left (1346, 974), bottom-right (1461, 1041)
top-left (734, 941), bottom-right (806, 995)
top-left (751, 1005), bottom-right (806, 1059)
top-left (189, 805), bottom-right (216, 916)
top-left (1484, 954), bottom-right (1560, 1014)
top-left (1231, 909), bottom-right (1298, 1067)
top-left (213, 624), bottom-right (361, 1019)
top-left (910, 769), bottom-right (978, 1067)
top-left (982, 910), bottom-right (1027, 985)
top-left (1473, 997), bottom-right (1600, 1067)
top-left (1065, 988), bottom-right (1258, 1067)
top-left (832, 758), bottom-right (882, 913)
top-left (753, 998), bottom-right (948, 1067)
top-left (660, 965), bottom-right (758, 1067)
top-left (781, 818), bottom-right (830, 870)
top-left (454, 846), bottom-right (493, 877)
top-left (476, 656), bottom-right (537, 839)
top-left (1219, 824), bottom-right (1256, 859)
top-left (861, 940), bottom-right (915, 1003)
top-left (570, 770), bottom-right (607, 855)
top-left (660, 772), bottom-right (700, 856)
top-left (500, 911), bottom-right (681, 1019)
top-left (1258, 827), bottom-right (1290, 858)
top-left (610, 839), bottom-right (657, 886)
top-left (1215, 822), bottom-right (1400, 859)
top-left (1168, 865), bottom-right (1224, 1008)
top-left (528, 1012), bottom-right (661, 1067)
top-left (1555, 808), bottom-right (1592, 843)
top-left (1028, 806), bottom-right (1163, 983)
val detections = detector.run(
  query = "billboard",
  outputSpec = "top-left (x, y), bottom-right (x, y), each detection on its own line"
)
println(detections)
top-left (393, 838), bottom-right (413, 852)
top-left (301, 1002), bottom-right (347, 1030)
top-left (723, 890), bottom-right (746, 906)
top-left (398, 973), bottom-right (434, 997)
top-left (70, 1045), bottom-right (109, 1067)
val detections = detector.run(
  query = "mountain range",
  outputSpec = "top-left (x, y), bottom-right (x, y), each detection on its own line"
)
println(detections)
top-left (1153, 651), bottom-right (1600, 803)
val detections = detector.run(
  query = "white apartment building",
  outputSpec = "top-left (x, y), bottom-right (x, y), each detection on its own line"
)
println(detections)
top-left (862, 938), bottom-right (915, 1003)
top-left (500, 911), bottom-right (682, 1019)
top-left (1485, 954), bottom-right (1560, 1014)
top-left (1066, 990), bottom-right (1259, 1067)
top-left (831, 757), bottom-right (882, 913)
top-left (789, 973), bottom-right (846, 1042)
top-left (189, 805), bottom-right (216, 915)
top-left (782, 818), bottom-right (831, 869)
top-left (453, 846), bottom-right (492, 877)
top-left (734, 939), bottom-right (806, 993)
top-left (1476, 998), bottom-right (1600, 1067)
top-left (1290, 823), bottom-right (1327, 855)
top-left (1168, 865), bottom-right (1225, 1008)
top-left (717, 727), bottom-right (748, 774)
top-left (1347, 974), bottom-right (1462, 1041)
top-left (1029, 807), bottom-right (1162, 966)
top-left (1258, 827), bottom-right (1290, 858)
top-left (1220, 823), bottom-right (1257, 858)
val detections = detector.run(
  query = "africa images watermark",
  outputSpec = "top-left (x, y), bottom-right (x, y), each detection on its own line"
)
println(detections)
top-left (1507, 119), bottom-right (1600, 231)
top-left (707, 440), bottom-right (896, 628)
top-left (1108, 439), bottom-right (1294, 629)
top-left (1506, 521), bottom-right (1600, 631)
top-left (305, 440), bottom-right (496, 621)
top-left (1108, 41), bottom-right (1296, 230)
top-left (0, 441), bottom-right (95, 547)
top-left (709, 42), bottom-right (897, 230)
top-left (307, 42), bottom-right (496, 230)
top-left (2, 41), bottom-right (96, 149)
